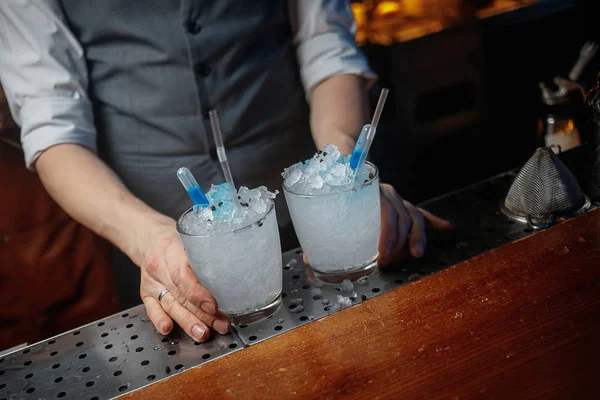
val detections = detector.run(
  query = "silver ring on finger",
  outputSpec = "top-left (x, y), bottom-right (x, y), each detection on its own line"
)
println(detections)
top-left (158, 288), bottom-right (170, 302)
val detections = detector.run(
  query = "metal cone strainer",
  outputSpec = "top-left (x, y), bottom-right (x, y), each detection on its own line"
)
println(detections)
top-left (501, 147), bottom-right (591, 229)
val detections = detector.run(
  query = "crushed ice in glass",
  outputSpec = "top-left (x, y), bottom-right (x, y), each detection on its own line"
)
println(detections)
top-left (282, 144), bottom-right (374, 195)
top-left (182, 183), bottom-right (277, 235)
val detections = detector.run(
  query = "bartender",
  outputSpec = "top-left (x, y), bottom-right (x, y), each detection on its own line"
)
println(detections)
top-left (0, 0), bottom-right (450, 343)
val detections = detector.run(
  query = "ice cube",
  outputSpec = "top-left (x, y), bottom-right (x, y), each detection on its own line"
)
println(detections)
top-left (193, 205), bottom-right (213, 220)
top-left (213, 200), bottom-right (234, 220)
top-left (306, 174), bottom-right (324, 190)
top-left (210, 183), bottom-right (230, 203)
top-left (283, 162), bottom-right (304, 178)
top-left (356, 276), bottom-right (369, 286)
top-left (305, 157), bottom-right (326, 175)
top-left (247, 189), bottom-right (262, 203)
top-left (336, 295), bottom-right (353, 309)
top-left (289, 304), bottom-right (304, 313)
top-left (284, 168), bottom-right (302, 187)
top-left (249, 197), bottom-right (267, 214)
top-left (328, 163), bottom-right (347, 178)
top-left (237, 185), bottom-right (249, 198)
top-left (290, 298), bottom-right (304, 306)
top-left (320, 144), bottom-right (341, 167)
top-left (339, 279), bottom-right (354, 293)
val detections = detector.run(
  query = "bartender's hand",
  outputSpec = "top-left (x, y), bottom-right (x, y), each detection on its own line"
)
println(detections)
top-left (36, 142), bottom-right (230, 344)
top-left (377, 183), bottom-right (451, 267)
top-left (140, 222), bottom-right (231, 342)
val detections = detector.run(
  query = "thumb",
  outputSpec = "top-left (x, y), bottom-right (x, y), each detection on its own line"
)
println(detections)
top-left (418, 208), bottom-right (452, 231)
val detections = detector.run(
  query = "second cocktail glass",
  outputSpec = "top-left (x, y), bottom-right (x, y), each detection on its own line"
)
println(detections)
top-left (283, 158), bottom-right (381, 283)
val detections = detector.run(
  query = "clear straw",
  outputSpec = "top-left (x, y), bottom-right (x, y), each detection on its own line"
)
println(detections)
top-left (351, 88), bottom-right (389, 186)
top-left (208, 109), bottom-right (241, 212)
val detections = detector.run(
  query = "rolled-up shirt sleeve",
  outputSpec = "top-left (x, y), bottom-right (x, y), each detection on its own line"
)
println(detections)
top-left (0, 0), bottom-right (96, 170)
top-left (289, 0), bottom-right (377, 98)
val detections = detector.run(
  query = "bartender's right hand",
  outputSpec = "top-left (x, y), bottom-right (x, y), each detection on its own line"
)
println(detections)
top-left (139, 222), bottom-right (230, 343)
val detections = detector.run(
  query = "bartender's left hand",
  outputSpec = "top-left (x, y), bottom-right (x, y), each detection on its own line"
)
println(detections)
top-left (377, 183), bottom-right (451, 267)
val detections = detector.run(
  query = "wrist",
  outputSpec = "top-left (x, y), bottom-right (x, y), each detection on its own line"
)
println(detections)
top-left (114, 196), bottom-right (176, 267)
top-left (135, 214), bottom-right (176, 267)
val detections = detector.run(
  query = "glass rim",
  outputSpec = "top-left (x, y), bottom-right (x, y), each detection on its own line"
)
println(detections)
top-left (176, 198), bottom-right (275, 238)
top-left (282, 161), bottom-right (379, 198)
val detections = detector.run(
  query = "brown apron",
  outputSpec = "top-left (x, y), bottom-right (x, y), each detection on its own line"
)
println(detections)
top-left (0, 142), bottom-right (121, 350)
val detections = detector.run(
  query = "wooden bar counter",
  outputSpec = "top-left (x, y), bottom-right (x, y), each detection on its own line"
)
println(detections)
top-left (125, 209), bottom-right (600, 399)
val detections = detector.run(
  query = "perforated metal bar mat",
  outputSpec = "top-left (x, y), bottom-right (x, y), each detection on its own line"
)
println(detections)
top-left (1, 170), bottom-right (596, 399)
top-left (232, 170), bottom-right (598, 345)
top-left (0, 310), bottom-right (242, 400)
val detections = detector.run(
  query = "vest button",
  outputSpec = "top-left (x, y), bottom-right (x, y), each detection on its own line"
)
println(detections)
top-left (187, 20), bottom-right (203, 35)
top-left (195, 63), bottom-right (211, 77)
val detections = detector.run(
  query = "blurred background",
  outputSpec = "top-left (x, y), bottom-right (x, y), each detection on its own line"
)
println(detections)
top-left (356, 0), bottom-right (600, 203)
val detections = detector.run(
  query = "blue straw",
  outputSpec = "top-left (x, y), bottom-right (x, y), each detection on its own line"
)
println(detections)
top-left (177, 167), bottom-right (210, 207)
top-left (349, 124), bottom-right (371, 170)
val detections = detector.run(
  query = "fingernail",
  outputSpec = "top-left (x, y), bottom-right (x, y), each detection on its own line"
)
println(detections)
top-left (160, 323), bottom-right (172, 335)
top-left (201, 302), bottom-right (216, 315)
top-left (212, 319), bottom-right (230, 335)
top-left (192, 325), bottom-right (207, 342)
top-left (414, 242), bottom-right (425, 258)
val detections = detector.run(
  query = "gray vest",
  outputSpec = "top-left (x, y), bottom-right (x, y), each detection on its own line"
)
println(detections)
top-left (59, 0), bottom-right (314, 224)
